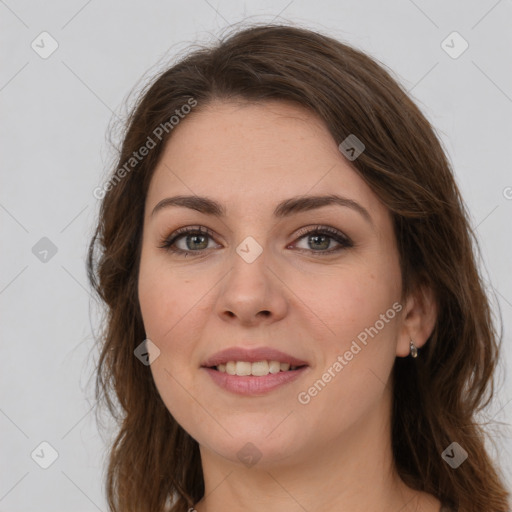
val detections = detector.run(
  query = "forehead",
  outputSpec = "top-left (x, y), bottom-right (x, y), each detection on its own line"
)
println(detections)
top-left (146, 100), bottom-right (386, 222)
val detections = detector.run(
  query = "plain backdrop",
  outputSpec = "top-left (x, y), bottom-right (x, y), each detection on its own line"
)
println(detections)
top-left (1, 1), bottom-right (511, 510)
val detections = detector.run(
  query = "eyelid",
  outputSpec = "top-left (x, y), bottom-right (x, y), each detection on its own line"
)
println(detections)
top-left (159, 224), bottom-right (353, 256)
top-left (292, 224), bottom-right (351, 244)
top-left (289, 225), bottom-right (353, 255)
top-left (157, 225), bottom-right (218, 249)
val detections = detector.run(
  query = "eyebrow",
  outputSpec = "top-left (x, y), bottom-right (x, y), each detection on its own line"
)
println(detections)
top-left (151, 194), bottom-right (373, 226)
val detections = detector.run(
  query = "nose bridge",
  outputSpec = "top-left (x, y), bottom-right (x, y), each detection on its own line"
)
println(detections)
top-left (216, 233), bottom-right (287, 323)
top-left (226, 234), bottom-right (270, 295)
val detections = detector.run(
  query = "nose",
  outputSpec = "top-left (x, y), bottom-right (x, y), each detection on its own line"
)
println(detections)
top-left (215, 245), bottom-right (288, 326)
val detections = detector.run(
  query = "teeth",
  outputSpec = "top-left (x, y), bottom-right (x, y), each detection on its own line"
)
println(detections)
top-left (246, 361), bottom-right (265, 376)
top-left (216, 360), bottom-right (300, 376)
top-left (235, 361), bottom-right (251, 376)
top-left (270, 361), bottom-right (281, 373)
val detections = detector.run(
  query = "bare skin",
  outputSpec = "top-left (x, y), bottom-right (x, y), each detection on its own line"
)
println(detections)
top-left (138, 99), bottom-right (440, 512)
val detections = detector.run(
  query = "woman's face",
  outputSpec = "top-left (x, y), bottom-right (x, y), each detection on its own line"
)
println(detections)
top-left (138, 99), bottom-right (409, 468)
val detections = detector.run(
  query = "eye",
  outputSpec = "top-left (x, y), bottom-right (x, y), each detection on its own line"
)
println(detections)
top-left (158, 224), bottom-right (353, 257)
top-left (291, 225), bottom-right (353, 255)
top-left (158, 226), bottom-right (219, 256)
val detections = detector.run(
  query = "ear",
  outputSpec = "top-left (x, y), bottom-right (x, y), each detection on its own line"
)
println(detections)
top-left (396, 283), bottom-right (437, 358)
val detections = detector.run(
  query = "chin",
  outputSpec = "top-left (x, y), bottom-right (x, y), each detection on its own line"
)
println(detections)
top-left (195, 424), bottom-right (308, 469)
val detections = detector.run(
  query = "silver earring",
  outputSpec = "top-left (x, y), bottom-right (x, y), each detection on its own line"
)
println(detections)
top-left (410, 340), bottom-right (418, 358)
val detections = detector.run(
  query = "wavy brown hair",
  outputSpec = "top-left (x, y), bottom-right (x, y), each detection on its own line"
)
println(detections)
top-left (87, 23), bottom-right (510, 512)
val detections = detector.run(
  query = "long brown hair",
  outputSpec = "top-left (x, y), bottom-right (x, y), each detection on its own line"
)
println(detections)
top-left (87, 23), bottom-right (510, 512)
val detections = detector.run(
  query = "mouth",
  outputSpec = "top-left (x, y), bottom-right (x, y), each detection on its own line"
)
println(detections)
top-left (200, 346), bottom-right (309, 394)
top-left (201, 346), bottom-right (309, 375)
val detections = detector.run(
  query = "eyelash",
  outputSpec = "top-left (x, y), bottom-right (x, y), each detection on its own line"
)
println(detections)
top-left (158, 225), bottom-right (353, 258)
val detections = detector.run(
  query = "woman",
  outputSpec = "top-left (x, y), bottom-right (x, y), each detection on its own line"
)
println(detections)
top-left (87, 23), bottom-right (511, 512)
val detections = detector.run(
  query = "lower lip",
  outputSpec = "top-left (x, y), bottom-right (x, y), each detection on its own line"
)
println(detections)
top-left (202, 366), bottom-right (309, 395)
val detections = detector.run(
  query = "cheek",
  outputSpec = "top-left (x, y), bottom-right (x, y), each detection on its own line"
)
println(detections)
top-left (299, 253), bottom-right (401, 408)
top-left (296, 276), bottom-right (400, 437)
top-left (138, 248), bottom-right (192, 339)
top-left (138, 257), bottom-right (204, 422)
top-left (137, 251), bottom-right (215, 376)
top-left (311, 262), bottom-right (401, 342)
top-left (138, 261), bottom-right (169, 340)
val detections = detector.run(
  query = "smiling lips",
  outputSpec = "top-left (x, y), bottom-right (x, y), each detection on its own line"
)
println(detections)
top-left (201, 345), bottom-right (308, 370)
top-left (201, 346), bottom-right (309, 395)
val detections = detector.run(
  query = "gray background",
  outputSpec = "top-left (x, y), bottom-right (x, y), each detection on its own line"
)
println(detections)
top-left (1, 0), bottom-right (511, 510)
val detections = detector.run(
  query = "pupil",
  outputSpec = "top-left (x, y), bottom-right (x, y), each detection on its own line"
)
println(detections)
top-left (188, 234), bottom-right (208, 250)
top-left (309, 234), bottom-right (329, 250)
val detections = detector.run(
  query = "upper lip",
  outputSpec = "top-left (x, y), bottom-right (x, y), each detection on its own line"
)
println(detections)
top-left (201, 346), bottom-right (309, 368)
